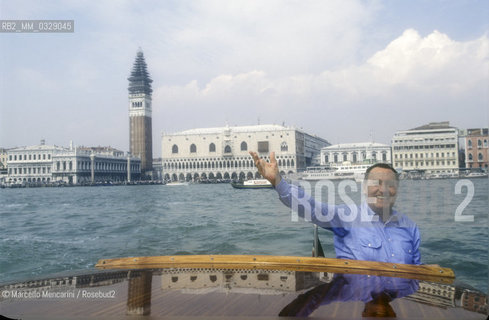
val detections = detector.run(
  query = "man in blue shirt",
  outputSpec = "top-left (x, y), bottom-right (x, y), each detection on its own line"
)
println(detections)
top-left (249, 151), bottom-right (421, 265)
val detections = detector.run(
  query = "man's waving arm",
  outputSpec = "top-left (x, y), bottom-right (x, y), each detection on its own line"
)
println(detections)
top-left (249, 151), bottom-right (347, 235)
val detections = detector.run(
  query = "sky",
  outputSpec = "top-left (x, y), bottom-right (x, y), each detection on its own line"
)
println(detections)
top-left (1, 0), bottom-right (488, 157)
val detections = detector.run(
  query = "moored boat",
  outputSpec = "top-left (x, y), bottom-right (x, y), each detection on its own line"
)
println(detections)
top-left (231, 179), bottom-right (274, 189)
top-left (465, 171), bottom-right (488, 178)
top-left (301, 162), bottom-right (371, 182)
top-left (165, 181), bottom-right (189, 186)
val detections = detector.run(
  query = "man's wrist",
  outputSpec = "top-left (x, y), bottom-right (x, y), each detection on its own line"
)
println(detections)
top-left (274, 177), bottom-right (289, 196)
top-left (273, 174), bottom-right (282, 187)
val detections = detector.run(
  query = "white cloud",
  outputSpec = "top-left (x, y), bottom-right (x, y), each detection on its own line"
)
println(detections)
top-left (153, 29), bottom-right (488, 144)
top-left (367, 29), bottom-right (488, 89)
top-left (1, 1), bottom-right (488, 153)
top-left (156, 29), bottom-right (488, 101)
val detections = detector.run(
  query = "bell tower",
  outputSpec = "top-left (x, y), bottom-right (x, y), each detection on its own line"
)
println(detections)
top-left (128, 49), bottom-right (153, 177)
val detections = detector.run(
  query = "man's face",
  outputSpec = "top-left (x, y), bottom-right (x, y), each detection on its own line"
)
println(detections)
top-left (365, 167), bottom-right (398, 215)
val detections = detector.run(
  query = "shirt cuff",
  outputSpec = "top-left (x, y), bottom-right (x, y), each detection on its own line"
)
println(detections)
top-left (274, 178), bottom-right (289, 197)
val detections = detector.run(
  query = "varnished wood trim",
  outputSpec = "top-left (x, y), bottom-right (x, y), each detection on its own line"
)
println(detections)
top-left (96, 255), bottom-right (454, 283)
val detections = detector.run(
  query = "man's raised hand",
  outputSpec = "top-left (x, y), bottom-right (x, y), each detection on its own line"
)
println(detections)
top-left (249, 151), bottom-right (281, 186)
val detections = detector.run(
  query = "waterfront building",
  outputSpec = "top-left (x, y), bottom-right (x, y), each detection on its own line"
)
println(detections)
top-left (391, 122), bottom-right (459, 176)
top-left (460, 290), bottom-right (488, 314)
top-left (6, 142), bottom-right (140, 185)
top-left (128, 49), bottom-right (153, 177)
top-left (0, 148), bottom-right (11, 183)
top-left (0, 148), bottom-right (9, 169)
top-left (51, 146), bottom-right (141, 184)
top-left (406, 281), bottom-right (487, 315)
top-left (406, 281), bottom-right (456, 308)
top-left (6, 142), bottom-right (64, 184)
top-left (152, 158), bottom-right (163, 180)
top-left (320, 142), bottom-right (391, 166)
top-left (161, 124), bottom-right (330, 181)
top-left (462, 128), bottom-right (488, 170)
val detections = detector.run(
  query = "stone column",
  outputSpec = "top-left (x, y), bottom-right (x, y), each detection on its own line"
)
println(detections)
top-left (127, 156), bottom-right (131, 182)
top-left (90, 153), bottom-right (95, 183)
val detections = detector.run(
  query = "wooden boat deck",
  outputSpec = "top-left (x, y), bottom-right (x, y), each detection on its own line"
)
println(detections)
top-left (1, 255), bottom-right (486, 319)
top-left (2, 273), bottom-right (485, 319)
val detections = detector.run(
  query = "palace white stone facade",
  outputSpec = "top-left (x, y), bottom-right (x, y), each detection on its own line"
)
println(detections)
top-left (320, 142), bottom-right (391, 165)
top-left (161, 124), bottom-right (330, 181)
top-left (391, 122), bottom-right (459, 176)
top-left (6, 143), bottom-right (141, 185)
top-left (7, 143), bottom-right (62, 184)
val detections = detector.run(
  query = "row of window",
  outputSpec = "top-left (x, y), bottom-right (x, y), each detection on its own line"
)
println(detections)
top-left (467, 139), bottom-right (488, 148)
top-left (8, 162), bottom-right (140, 175)
top-left (9, 177), bottom-right (51, 183)
top-left (393, 144), bottom-right (456, 150)
top-left (54, 161), bottom-right (134, 172)
top-left (165, 155), bottom-right (295, 163)
top-left (467, 163), bottom-right (489, 169)
top-left (171, 142), bottom-right (289, 154)
top-left (56, 161), bottom-right (73, 171)
top-left (393, 137), bottom-right (456, 143)
top-left (9, 167), bottom-right (51, 175)
top-left (394, 152), bottom-right (457, 159)
top-left (164, 158), bottom-right (295, 170)
top-left (325, 152), bottom-right (388, 163)
top-left (467, 153), bottom-right (485, 161)
top-left (164, 171), bottom-right (265, 182)
top-left (56, 162), bottom-right (139, 172)
top-left (394, 160), bottom-right (457, 167)
top-left (164, 155), bottom-right (295, 163)
top-left (9, 153), bottom-right (51, 161)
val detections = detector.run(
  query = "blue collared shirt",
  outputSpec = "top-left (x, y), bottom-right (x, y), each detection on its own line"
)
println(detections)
top-left (280, 274), bottom-right (419, 317)
top-left (275, 179), bottom-right (421, 265)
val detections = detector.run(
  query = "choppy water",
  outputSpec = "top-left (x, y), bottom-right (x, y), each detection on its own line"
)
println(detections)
top-left (1, 178), bottom-right (487, 293)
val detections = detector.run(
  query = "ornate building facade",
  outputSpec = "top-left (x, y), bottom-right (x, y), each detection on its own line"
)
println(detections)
top-left (6, 142), bottom-right (140, 185)
top-left (391, 122), bottom-right (459, 176)
top-left (320, 142), bottom-right (391, 165)
top-left (51, 146), bottom-right (141, 184)
top-left (128, 50), bottom-right (153, 177)
top-left (463, 128), bottom-right (488, 170)
top-left (161, 124), bottom-right (329, 182)
top-left (6, 142), bottom-right (60, 184)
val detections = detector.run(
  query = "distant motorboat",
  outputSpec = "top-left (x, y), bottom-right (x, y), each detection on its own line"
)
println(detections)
top-left (231, 179), bottom-right (274, 189)
top-left (466, 171), bottom-right (488, 178)
top-left (426, 172), bottom-right (459, 179)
